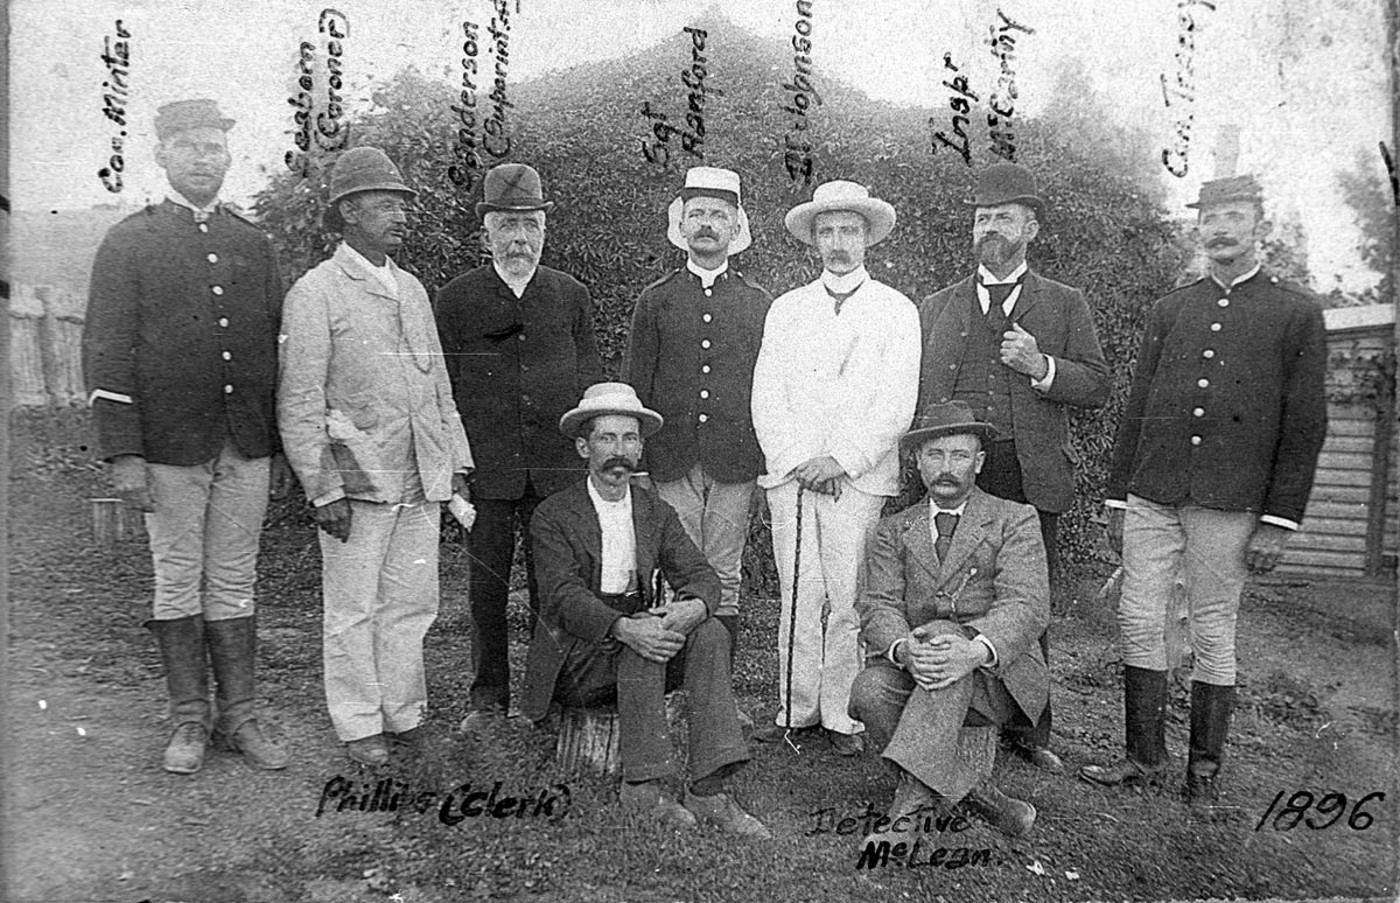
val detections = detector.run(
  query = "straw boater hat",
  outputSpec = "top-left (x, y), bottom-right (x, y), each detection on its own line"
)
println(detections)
top-left (476, 163), bottom-right (555, 218)
top-left (900, 401), bottom-right (999, 453)
top-left (784, 180), bottom-right (897, 246)
top-left (324, 146), bottom-right (417, 232)
top-left (154, 99), bottom-right (235, 139)
top-left (965, 162), bottom-right (1046, 218)
top-left (559, 382), bottom-right (664, 438)
top-left (667, 166), bottom-right (752, 255)
top-left (1186, 174), bottom-right (1263, 209)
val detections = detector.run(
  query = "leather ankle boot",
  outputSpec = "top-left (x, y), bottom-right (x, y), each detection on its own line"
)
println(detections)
top-left (206, 616), bottom-right (289, 770)
top-left (1079, 666), bottom-right (1170, 787)
top-left (147, 616), bottom-right (210, 774)
top-left (1186, 681), bottom-right (1234, 810)
top-left (964, 778), bottom-right (1036, 837)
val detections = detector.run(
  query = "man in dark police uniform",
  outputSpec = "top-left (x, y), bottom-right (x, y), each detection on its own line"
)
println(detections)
top-left (1082, 175), bottom-right (1327, 809)
top-left (624, 166), bottom-right (771, 701)
top-left (436, 163), bottom-right (604, 731)
top-left (83, 98), bottom-right (290, 775)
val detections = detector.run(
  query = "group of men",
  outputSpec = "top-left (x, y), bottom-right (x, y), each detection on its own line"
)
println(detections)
top-left (85, 98), bottom-right (1327, 845)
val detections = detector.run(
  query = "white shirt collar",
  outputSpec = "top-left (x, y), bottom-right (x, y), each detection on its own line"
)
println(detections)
top-left (166, 192), bottom-right (220, 214)
top-left (587, 477), bottom-right (633, 511)
top-left (493, 261), bottom-right (537, 298)
top-left (977, 261), bottom-right (1028, 285)
top-left (1209, 262), bottom-right (1261, 292)
top-left (930, 496), bottom-right (969, 518)
top-left (687, 257), bottom-right (728, 288)
top-left (821, 265), bottom-right (869, 295)
top-left (340, 243), bottom-right (399, 296)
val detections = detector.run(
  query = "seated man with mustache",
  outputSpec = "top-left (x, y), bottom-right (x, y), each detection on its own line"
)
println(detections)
top-left (520, 383), bottom-right (770, 838)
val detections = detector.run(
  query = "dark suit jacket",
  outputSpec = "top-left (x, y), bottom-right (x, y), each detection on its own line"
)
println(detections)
top-left (856, 487), bottom-right (1050, 722)
top-left (521, 478), bottom-right (721, 721)
top-left (1106, 271), bottom-right (1327, 523)
top-left (436, 264), bottom-right (604, 499)
top-left (918, 272), bottom-right (1109, 513)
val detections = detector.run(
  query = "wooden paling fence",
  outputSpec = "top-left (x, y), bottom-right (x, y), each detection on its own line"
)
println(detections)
top-left (11, 284), bottom-right (86, 408)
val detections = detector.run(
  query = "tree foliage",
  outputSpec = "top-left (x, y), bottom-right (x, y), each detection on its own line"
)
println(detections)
top-left (253, 18), bottom-right (1184, 576)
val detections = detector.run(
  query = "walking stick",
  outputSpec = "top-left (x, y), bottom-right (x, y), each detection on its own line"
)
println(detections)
top-left (782, 485), bottom-right (805, 753)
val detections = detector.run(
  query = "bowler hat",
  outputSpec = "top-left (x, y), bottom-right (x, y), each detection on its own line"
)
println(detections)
top-left (559, 382), bottom-right (664, 438)
top-left (1186, 174), bottom-right (1263, 209)
top-left (154, 99), bottom-right (235, 140)
top-left (784, 180), bottom-right (897, 246)
top-left (667, 166), bottom-right (752, 255)
top-left (476, 163), bottom-right (555, 218)
top-left (324, 147), bottom-right (417, 232)
top-left (965, 162), bottom-right (1045, 217)
top-left (901, 401), bottom-right (998, 452)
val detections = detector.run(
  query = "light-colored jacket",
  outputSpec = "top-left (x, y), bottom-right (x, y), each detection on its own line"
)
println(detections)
top-left (751, 273), bottom-right (920, 496)
top-left (278, 244), bottom-right (473, 505)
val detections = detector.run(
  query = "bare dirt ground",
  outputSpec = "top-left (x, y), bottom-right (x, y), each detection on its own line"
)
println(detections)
top-left (6, 415), bottom-right (1399, 903)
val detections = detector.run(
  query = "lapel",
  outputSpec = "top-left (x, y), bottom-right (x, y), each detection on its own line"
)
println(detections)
top-left (565, 480), bottom-right (604, 581)
top-left (934, 488), bottom-right (993, 589)
top-left (1007, 269), bottom-right (1041, 326)
top-left (629, 485), bottom-right (658, 583)
top-left (949, 275), bottom-right (979, 329)
top-left (333, 244), bottom-right (398, 303)
top-left (903, 501), bottom-right (944, 587)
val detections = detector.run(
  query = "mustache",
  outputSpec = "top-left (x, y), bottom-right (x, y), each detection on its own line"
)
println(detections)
top-left (693, 228), bottom-right (720, 240)
top-left (600, 456), bottom-right (636, 472)
top-left (1205, 238), bottom-right (1238, 249)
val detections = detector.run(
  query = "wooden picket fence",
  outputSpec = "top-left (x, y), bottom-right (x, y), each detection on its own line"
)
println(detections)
top-left (11, 284), bottom-right (86, 408)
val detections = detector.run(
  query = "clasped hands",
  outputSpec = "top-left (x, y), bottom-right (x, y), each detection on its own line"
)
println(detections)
top-left (608, 597), bottom-right (707, 664)
top-left (896, 623), bottom-right (990, 692)
top-left (788, 454), bottom-right (847, 499)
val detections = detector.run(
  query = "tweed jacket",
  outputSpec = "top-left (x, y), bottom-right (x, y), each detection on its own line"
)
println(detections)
top-left (918, 271), bottom-right (1110, 514)
top-left (83, 201), bottom-right (284, 465)
top-left (624, 265), bottom-right (772, 483)
top-left (521, 478), bottom-right (721, 722)
top-left (277, 244), bottom-right (473, 506)
top-left (436, 264), bottom-right (604, 500)
top-left (751, 271), bottom-right (922, 496)
top-left (1106, 269), bottom-right (1327, 525)
top-left (856, 487), bottom-right (1050, 722)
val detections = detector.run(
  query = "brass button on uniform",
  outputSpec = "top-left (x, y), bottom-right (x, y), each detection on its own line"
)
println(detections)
top-left (1193, 407), bottom-right (1205, 417)
top-left (1217, 298), bottom-right (1229, 308)
top-left (198, 223), bottom-right (209, 233)
top-left (212, 286), bottom-right (224, 296)
top-left (1190, 435), bottom-right (1202, 446)
top-left (222, 351), bottom-right (232, 361)
top-left (699, 390), bottom-right (709, 400)
top-left (207, 253), bottom-right (219, 264)
top-left (1203, 349), bottom-right (1215, 359)
top-left (701, 339), bottom-right (711, 349)
top-left (701, 365), bottom-right (711, 374)
top-left (1210, 323), bottom-right (1222, 332)
top-left (698, 413), bottom-right (709, 423)
top-left (702, 313), bottom-right (713, 323)
top-left (223, 384), bottom-right (234, 394)
top-left (1197, 378), bottom-right (1210, 388)
top-left (218, 317), bottom-right (230, 327)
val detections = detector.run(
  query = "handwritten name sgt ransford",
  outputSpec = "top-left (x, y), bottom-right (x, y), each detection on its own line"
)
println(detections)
top-left (98, 19), bottom-right (132, 193)
top-left (640, 26), bottom-right (717, 166)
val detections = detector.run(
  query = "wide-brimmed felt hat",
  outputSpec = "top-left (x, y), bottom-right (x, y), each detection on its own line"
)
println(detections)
top-left (324, 147), bottom-right (417, 232)
top-left (476, 163), bottom-right (555, 218)
top-left (901, 401), bottom-right (998, 452)
top-left (559, 382), bottom-right (664, 438)
top-left (784, 180), bottom-right (896, 246)
top-left (965, 162), bottom-right (1045, 218)
top-left (1186, 174), bottom-right (1263, 209)
top-left (667, 166), bottom-right (752, 255)
top-left (154, 99), bottom-right (235, 140)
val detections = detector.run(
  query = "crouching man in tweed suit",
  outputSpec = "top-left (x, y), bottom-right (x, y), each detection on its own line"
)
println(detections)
top-left (850, 401), bottom-right (1049, 844)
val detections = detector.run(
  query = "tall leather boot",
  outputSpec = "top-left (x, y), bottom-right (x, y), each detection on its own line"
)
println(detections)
top-left (1079, 665), bottom-right (1170, 788)
top-left (1186, 681), bottom-right (1234, 810)
top-left (147, 616), bottom-right (211, 774)
top-left (715, 614), bottom-right (753, 733)
top-left (206, 615), bottom-right (289, 770)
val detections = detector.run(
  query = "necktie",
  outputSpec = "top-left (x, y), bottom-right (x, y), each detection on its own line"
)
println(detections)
top-left (934, 511), bottom-right (960, 562)
top-left (826, 282), bottom-right (863, 315)
top-left (192, 210), bottom-right (210, 224)
top-left (981, 278), bottom-right (1021, 331)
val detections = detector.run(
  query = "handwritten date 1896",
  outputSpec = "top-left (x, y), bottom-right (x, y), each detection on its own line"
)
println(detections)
top-left (1255, 790), bottom-right (1385, 832)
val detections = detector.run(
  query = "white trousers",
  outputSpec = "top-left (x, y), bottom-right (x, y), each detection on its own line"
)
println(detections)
top-left (766, 479), bottom-right (885, 734)
top-left (321, 498), bottom-right (441, 740)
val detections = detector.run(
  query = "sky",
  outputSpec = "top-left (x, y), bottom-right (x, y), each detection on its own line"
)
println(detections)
top-left (10, 0), bottom-right (1393, 292)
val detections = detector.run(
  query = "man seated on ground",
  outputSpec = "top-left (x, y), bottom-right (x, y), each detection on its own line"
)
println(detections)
top-left (519, 383), bottom-right (770, 838)
top-left (850, 401), bottom-right (1049, 843)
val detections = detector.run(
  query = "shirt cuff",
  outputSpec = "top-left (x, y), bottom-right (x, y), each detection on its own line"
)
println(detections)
top-left (974, 634), bottom-right (998, 669)
top-left (1104, 498), bottom-right (1128, 510)
top-left (1259, 515), bottom-right (1299, 531)
top-left (1029, 354), bottom-right (1056, 391)
top-left (312, 487), bottom-right (347, 507)
top-left (887, 638), bottom-right (907, 667)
